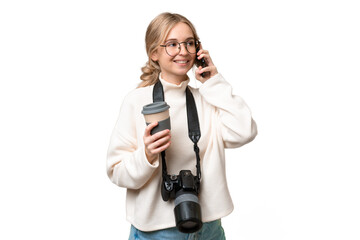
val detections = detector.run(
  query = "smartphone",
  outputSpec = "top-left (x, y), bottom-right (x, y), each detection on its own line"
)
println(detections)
top-left (195, 42), bottom-right (209, 78)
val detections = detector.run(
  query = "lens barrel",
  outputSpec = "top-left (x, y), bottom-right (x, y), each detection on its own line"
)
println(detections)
top-left (174, 191), bottom-right (202, 233)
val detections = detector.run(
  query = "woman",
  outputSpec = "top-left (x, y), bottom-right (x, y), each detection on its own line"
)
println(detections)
top-left (107, 12), bottom-right (257, 239)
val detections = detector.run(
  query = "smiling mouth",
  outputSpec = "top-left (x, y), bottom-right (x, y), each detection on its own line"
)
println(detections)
top-left (174, 60), bottom-right (189, 64)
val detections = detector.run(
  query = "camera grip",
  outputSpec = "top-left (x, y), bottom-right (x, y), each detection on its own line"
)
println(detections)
top-left (161, 179), bottom-right (172, 201)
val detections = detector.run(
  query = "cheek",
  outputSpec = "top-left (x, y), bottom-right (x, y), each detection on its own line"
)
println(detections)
top-left (190, 56), bottom-right (196, 66)
top-left (158, 56), bottom-right (174, 67)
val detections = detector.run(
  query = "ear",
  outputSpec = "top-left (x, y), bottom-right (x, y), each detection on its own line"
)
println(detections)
top-left (151, 50), bottom-right (159, 62)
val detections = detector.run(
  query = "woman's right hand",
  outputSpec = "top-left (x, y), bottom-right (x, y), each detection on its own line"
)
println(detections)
top-left (143, 122), bottom-right (171, 164)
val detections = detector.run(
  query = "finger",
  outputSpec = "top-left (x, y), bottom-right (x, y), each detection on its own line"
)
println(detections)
top-left (147, 135), bottom-right (171, 155)
top-left (197, 53), bottom-right (214, 66)
top-left (150, 141), bottom-right (171, 155)
top-left (150, 134), bottom-right (171, 149)
top-left (198, 65), bottom-right (215, 74)
top-left (144, 121), bottom-right (158, 137)
top-left (197, 49), bottom-right (208, 55)
top-left (158, 141), bottom-right (171, 152)
top-left (195, 66), bottom-right (210, 77)
top-left (151, 129), bottom-right (171, 141)
top-left (145, 129), bottom-right (170, 147)
top-left (195, 66), bottom-right (202, 77)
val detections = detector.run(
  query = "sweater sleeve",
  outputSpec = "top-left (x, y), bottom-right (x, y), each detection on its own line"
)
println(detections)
top-left (199, 73), bottom-right (257, 148)
top-left (106, 93), bottom-right (159, 190)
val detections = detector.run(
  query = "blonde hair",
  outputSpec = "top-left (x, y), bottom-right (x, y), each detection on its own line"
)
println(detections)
top-left (138, 12), bottom-right (200, 88)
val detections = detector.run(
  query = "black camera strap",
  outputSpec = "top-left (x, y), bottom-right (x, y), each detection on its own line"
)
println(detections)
top-left (153, 79), bottom-right (202, 181)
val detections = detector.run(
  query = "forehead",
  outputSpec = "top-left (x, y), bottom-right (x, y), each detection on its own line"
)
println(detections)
top-left (165, 22), bottom-right (194, 41)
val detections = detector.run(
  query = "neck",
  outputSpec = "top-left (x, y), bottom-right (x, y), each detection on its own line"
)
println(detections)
top-left (160, 72), bottom-right (188, 85)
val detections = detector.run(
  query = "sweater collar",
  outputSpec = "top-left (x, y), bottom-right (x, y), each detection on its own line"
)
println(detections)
top-left (159, 73), bottom-right (190, 95)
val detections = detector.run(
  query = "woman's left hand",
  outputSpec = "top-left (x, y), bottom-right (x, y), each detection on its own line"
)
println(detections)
top-left (195, 47), bottom-right (218, 83)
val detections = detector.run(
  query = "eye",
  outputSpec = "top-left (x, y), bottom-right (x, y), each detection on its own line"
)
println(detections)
top-left (187, 40), bottom-right (195, 46)
top-left (166, 42), bottom-right (178, 48)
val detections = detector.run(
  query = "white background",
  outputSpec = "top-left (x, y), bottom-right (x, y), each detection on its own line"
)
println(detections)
top-left (1, 0), bottom-right (359, 239)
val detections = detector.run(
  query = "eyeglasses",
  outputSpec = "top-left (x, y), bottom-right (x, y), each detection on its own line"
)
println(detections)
top-left (160, 39), bottom-right (199, 57)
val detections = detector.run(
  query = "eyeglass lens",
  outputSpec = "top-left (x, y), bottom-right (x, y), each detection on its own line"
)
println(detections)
top-left (165, 40), bottom-right (197, 56)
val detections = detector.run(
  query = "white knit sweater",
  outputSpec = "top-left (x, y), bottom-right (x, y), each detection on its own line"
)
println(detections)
top-left (106, 73), bottom-right (257, 231)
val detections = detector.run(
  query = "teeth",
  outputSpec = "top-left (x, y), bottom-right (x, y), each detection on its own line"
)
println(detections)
top-left (175, 61), bottom-right (187, 63)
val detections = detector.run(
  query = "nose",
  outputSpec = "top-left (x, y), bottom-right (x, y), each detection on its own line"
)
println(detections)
top-left (178, 42), bottom-right (188, 56)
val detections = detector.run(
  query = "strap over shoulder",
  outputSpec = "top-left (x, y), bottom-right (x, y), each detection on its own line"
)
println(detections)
top-left (152, 79), bottom-right (202, 180)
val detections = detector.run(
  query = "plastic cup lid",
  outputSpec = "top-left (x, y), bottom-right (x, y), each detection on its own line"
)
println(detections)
top-left (141, 101), bottom-right (170, 115)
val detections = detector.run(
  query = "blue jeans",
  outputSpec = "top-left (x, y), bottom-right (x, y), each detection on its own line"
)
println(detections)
top-left (129, 219), bottom-right (226, 240)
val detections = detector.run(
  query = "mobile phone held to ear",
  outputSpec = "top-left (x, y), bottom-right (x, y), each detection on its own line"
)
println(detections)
top-left (195, 41), bottom-right (209, 78)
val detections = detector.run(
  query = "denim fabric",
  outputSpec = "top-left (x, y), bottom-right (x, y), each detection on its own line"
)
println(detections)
top-left (128, 219), bottom-right (226, 240)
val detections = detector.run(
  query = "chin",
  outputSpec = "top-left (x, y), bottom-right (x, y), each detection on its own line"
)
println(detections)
top-left (176, 69), bottom-right (191, 75)
top-left (175, 66), bottom-right (193, 75)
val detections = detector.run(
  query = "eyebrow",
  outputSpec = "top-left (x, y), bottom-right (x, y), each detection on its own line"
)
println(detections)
top-left (165, 37), bottom-right (195, 42)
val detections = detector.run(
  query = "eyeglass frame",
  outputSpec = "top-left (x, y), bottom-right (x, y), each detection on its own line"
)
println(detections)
top-left (159, 39), bottom-right (200, 57)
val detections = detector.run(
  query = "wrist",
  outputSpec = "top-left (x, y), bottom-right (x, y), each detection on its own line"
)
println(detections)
top-left (145, 151), bottom-right (157, 164)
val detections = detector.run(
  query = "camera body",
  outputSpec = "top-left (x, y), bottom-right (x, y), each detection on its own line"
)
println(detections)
top-left (161, 170), bottom-right (202, 233)
top-left (161, 170), bottom-right (200, 200)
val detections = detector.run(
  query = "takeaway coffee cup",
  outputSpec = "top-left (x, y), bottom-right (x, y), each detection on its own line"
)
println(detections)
top-left (142, 102), bottom-right (171, 135)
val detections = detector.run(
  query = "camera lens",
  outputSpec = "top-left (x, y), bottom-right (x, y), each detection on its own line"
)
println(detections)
top-left (181, 220), bottom-right (198, 229)
top-left (174, 190), bottom-right (202, 233)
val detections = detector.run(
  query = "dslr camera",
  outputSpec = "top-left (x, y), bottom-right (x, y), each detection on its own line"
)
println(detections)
top-left (161, 170), bottom-right (202, 233)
